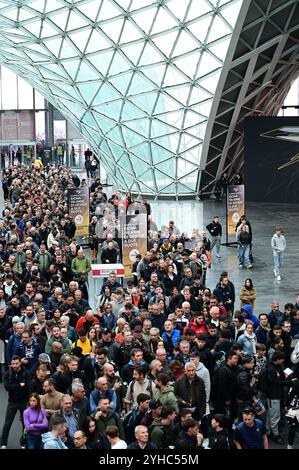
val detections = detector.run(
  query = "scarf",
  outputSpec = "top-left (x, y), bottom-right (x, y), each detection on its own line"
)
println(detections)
top-left (259, 323), bottom-right (271, 332)
top-left (244, 330), bottom-right (256, 354)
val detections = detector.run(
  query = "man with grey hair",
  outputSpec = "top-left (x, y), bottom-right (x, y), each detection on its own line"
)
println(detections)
top-left (174, 362), bottom-right (206, 421)
top-left (71, 381), bottom-right (90, 419)
top-left (127, 425), bottom-right (158, 450)
top-left (7, 321), bottom-right (25, 363)
top-left (60, 315), bottom-right (78, 343)
top-left (54, 394), bottom-right (80, 438)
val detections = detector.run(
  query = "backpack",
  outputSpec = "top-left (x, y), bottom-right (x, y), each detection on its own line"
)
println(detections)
top-left (127, 378), bottom-right (154, 400)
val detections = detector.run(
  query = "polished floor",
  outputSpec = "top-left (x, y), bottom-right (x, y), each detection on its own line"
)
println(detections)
top-left (1, 191), bottom-right (299, 448)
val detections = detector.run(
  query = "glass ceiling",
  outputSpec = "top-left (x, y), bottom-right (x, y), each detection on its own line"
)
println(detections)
top-left (0, 0), bottom-right (242, 196)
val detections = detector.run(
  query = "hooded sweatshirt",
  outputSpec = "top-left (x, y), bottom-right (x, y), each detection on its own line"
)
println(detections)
top-left (241, 304), bottom-right (259, 330)
top-left (42, 432), bottom-right (68, 449)
top-left (271, 234), bottom-right (286, 253)
top-left (195, 362), bottom-right (211, 415)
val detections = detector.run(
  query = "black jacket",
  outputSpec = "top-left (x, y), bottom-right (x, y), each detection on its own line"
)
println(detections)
top-left (4, 366), bottom-right (30, 402)
top-left (206, 222), bottom-right (222, 237)
top-left (265, 363), bottom-right (285, 399)
top-left (174, 430), bottom-right (201, 449)
top-left (237, 366), bottom-right (255, 402)
top-left (212, 363), bottom-right (238, 402)
top-left (127, 441), bottom-right (157, 449)
top-left (210, 430), bottom-right (234, 449)
top-left (174, 375), bottom-right (206, 418)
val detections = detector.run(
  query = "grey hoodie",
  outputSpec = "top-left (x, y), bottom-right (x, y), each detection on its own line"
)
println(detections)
top-left (195, 362), bottom-right (211, 414)
top-left (271, 233), bottom-right (286, 253)
top-left (42, 432), bottom-right (68, 449)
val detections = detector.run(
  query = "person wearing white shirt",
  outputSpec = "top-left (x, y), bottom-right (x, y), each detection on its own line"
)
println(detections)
top-left (105, 425), bottom-right (127, 449)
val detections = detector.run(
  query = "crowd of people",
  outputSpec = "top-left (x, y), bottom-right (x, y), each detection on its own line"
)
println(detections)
top-left (0, 163), bottom-right (298, 451)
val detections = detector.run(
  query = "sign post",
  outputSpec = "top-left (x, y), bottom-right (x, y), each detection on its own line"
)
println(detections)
top-left (122, 213), bottom-right (148, 279)
top-left (68, 187), bottom-right (90, 238)
top-left (223, 185), bottom-right (245, 246)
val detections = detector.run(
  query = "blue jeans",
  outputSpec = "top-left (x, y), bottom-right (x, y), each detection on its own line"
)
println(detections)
top-left (238, 244), bottom-right (250, 266)
top-left (273, 251), bottom-right (284, 276)
top-left (26, 433), bottom-right (43, 449)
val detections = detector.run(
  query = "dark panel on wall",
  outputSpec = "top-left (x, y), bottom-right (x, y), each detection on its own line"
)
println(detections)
top-left (244, 116), bottom-right (299, 203)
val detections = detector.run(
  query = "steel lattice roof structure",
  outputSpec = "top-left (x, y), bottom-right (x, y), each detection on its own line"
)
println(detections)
top-left (0, 0), bottom-right (298, 198)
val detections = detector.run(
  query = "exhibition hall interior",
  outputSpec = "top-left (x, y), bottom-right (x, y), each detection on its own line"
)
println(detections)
top-left (0, 0), bottom-right (299, 454)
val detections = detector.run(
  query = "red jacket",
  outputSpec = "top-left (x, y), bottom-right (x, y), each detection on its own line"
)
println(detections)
top-left (183, 318), bottom-right (207, 337)
top-left (75, 316), bottom-right (99, 333)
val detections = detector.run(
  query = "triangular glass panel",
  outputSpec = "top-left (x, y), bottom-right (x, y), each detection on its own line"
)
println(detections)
top-left (139, 42), bottom-right (164, 66)
top-left (163, 65), bottom-right (187, 87)
top-left (109, 72), bottom-right (132, 95)
top-left (173, 30), bottom-right (201, 56)
top-left (208, 15), bottom-right (232, 42)
top-left (198, 70), bottom-right (220, 94)
top-left (26, 0), bottom-right (46, 13)
top-left (121, 41), bottom-right (145, 65)
top-left (45, 0), bottom-right (65, 13)
top-left (150, 6), bottom-right (178, 34)
top-left (128, 72), bottom-right (155, 95)
top-left (81, 112), bottom-right (99, 131)
top-left (164, 0), bottom-right (188, 22)
top-left (151, 143), bottom-right (173, 164)
top-left (43, 37), bottom-right (63, 56)
top-left (129, 92), bottom-right (157, 115)
top-left (49, 11), bottom-right (69, 30)
top-left (130, 7), bottom-right (157, 34)
top-left (140, 63), bottom-right (166, 87)
top-left (208, 37), bottom-right (231, 61)
top-left (22, 21), bottom-right (42, 37)
top-left (67, 11), bottom-right (90, 31)
top-left (77, 82), bottom-right (100, 103)
top-left (40, 20), bottom-right (61, 38)
top-left (19, 8), bottom-right (38, 22)
top-left (120, 18), bottom-right (144, 43)
top-left (151, 119), bottom-right (178, 138)
top-left (197, 51), bottom-right (221, 77)
top-left (121, 100), bottom-right (147, 120)
top-left (187, 15), bottom-right (213, 44)
top-left (219, 2), bottom-right (241, 27)
top-left (85, 30), bottom-right (112, 53)
top-left (186, 0), bottom-right (212, 21)
top-left (88, 50), bottom-right (115, 77)
top-left (165, 85), bottom-right (190, 106)
top-left (68, 29), bottom-right (91, 53)
top-left (77, 0), bottom-right (101, 22)
top-left (173, 51), bottom-right (201, 80)
top-left (100, 18), bottom-right (125, 43)
top-left (98, 0), bottom-right (123, 22)
top-left (77, 60), bottom-right (99, 80)
top-left (152, 30), bottom-right (178, 57)
top-left (63, 59), bottom-right (81, 80)
top-left (59, 38), bottom-right (78, 59)
top-left (108, 51), bottom-right (131, 75)
top-left (97, 100), bottom-right (123, 121)
top-left (122, 125), bottom-right (145, 148)
top-left (92, 82), bottom-right (121, 106)
top-left (123, 118), bottom-right (149, 138)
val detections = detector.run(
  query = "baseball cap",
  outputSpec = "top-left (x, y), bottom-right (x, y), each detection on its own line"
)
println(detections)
top-left (102, 328), bottom-right (112, 335)
top-left (149, 399), bottom-right (162, 410)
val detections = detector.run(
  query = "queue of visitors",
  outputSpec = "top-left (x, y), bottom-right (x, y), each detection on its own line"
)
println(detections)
top-left (0, 164), bottom-right (299, 450)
